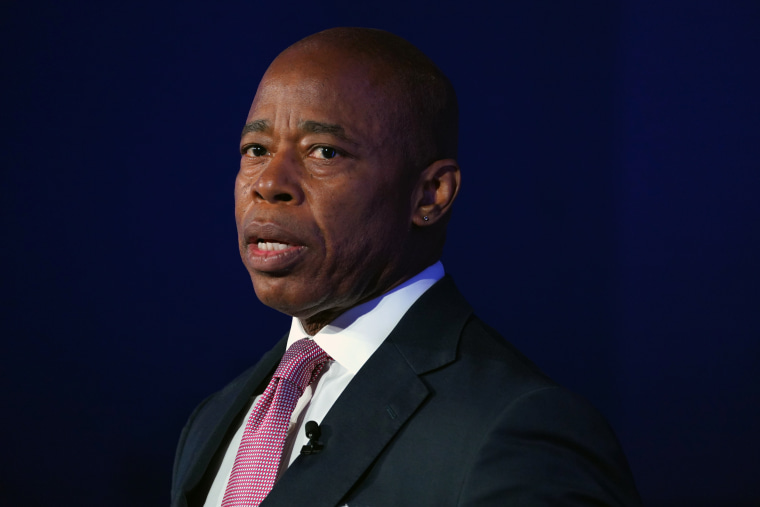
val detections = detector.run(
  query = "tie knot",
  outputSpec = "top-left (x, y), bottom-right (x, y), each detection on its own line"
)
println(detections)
top-left (273, 338), bottom-right (331, 394)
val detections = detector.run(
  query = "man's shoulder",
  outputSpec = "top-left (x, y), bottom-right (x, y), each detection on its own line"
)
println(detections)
top-left (418, 311), bottom-right (561, 417)
top-left (458, 315), bottom-right (551, 385)
top-left (400, 275), bottom-right (553, 389)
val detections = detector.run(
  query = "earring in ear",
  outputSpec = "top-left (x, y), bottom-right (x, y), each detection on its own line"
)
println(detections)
top-left (423, 216), bottom-right (429, 221)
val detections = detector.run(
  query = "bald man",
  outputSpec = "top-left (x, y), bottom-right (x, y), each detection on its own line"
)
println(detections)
top-left (171, 28), bottom-right (641, 507)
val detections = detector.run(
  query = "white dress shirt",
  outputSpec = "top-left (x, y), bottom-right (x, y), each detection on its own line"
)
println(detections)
top-left (204, 262), bottom-right (444, 506)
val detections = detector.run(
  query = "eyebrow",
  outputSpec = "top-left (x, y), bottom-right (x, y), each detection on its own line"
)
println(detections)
top-left (240, 119), bottom-right (358, 145)
top-left (240, 119), bottom-right (270, 138)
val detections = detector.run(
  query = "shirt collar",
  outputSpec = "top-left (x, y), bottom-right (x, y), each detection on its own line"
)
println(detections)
top-left (287, 262), bottom-right (445, 374)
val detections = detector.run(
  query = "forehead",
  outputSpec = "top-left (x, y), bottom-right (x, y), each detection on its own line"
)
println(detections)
top-left (246, 49), bottom-right (401, 139)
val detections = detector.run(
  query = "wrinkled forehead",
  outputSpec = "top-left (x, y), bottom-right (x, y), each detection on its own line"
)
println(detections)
top-left (246, 47), bottom-right (405, 135)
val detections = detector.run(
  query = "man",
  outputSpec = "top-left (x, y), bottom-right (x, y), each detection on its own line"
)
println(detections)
top-left (172, 28), bottom-right (641, 506)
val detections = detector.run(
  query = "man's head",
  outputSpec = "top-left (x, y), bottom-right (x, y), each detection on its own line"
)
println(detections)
top-left (234, 27), bottom-right (461, 334)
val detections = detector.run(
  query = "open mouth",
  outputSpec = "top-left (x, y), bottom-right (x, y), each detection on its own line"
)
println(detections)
top-left (256, 240), bottom-right (291, 252)
top-left (242, 222), bottom-right (307, 271)
top-left (245, 236), bottom-right (306, 273)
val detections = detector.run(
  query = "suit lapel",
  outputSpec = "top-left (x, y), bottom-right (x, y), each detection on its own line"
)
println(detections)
top-left (175, 337), bottom-right (287, 505)
top-left (262, 343), bottom-right (429, 507)
top-left (262, 277), bottom-right (473, 506)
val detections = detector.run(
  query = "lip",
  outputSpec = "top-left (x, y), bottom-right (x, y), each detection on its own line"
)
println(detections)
top-left (243, 221), bottom-right (309, 273)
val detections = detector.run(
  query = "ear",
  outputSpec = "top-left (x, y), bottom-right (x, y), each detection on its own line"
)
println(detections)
top-left (411, 158), bottom-right (461, 227)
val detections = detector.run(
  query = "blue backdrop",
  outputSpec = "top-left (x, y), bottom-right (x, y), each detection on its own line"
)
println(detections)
top-left (3, 1), bottom-right (758, 505)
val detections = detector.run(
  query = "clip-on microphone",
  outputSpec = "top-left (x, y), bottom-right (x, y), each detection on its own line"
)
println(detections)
top-left (300, 420), bottom-right (324, 455)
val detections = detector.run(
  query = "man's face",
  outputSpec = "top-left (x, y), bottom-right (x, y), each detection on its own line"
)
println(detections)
top-left (234, 48), bottom-right (419, 328)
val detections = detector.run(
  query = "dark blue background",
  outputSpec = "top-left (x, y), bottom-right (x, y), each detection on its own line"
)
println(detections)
top-left (2, 1), bottom-right (758, 505)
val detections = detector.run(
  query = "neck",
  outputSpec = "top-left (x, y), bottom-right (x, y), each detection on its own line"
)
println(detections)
top-left (298, 257), bottom-right (440, 335)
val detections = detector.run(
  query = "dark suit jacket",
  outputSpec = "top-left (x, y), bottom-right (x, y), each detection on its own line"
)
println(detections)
top-left (172, 277), bottom-right (641, 506)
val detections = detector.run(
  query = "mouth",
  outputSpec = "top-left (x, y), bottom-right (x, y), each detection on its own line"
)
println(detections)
top-left (243, 222), bottom-right (309, 273)
top-left (249, 237), bottom-right (304, 257)
top-left (255, 239), bottom-right (292, 252)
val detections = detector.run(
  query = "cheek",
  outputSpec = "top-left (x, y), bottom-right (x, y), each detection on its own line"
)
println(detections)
top-left (319, 186), bottom-right (407, 254)
top-left (234, 173), bottom-right (253, 222)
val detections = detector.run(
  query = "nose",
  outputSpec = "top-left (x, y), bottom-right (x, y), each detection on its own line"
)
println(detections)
top-left (252, 151), bottom-right (304, 204)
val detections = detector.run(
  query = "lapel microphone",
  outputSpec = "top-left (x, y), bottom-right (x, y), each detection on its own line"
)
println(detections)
top-left (300, 420), bottom-right (324, 455)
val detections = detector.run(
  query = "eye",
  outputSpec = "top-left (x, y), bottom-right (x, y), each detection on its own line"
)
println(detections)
top-left (310, 146), bottom-right (340, 160)
top-left (242, 144), bottom-right (268, 157)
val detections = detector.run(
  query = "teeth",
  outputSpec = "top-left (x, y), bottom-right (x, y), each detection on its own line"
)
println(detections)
top-left (258, 241), bottom-right (289, 252)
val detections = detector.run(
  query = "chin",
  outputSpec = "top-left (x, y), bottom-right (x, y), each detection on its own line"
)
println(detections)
top-left (250, 275), bottom-right (318, 318)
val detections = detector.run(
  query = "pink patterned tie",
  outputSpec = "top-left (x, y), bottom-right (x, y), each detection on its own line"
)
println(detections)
top-left (222, 338), bottom-right (331, 507)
